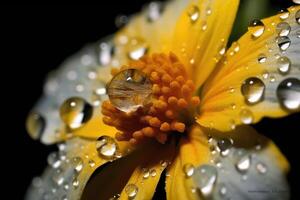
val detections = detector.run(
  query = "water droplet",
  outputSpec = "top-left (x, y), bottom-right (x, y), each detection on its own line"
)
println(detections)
top-left (296, 10), bottom-right (300, 24)
top-left (206, 7), bottom-right (212, 15)
top-left (160, 160), bottom-right (168, 168)
top-left (232, 42), bottom-right (240, 53)
top-left (201, 22), bottom-right (208, 31)
top-left (96, 136), bottom-right (118, 159)
top-left (219, 46), bottom-right (226, 56)
top-left (147, 2), bottom-right (163, 22)
top-left (53, 171), bottom-right (64, 186)
top-left (256, 162), bottom-right (267, 174)
top-left (194, 165), bottom-right (218, 197)
top-left (277, 78), bottom-right (300, 111)
top-left (150, 169), bottom-right (157, 177)
top-left (98, 42), bottom-right (114, 66)
top-left (59, 97), bottom-right (93, 129)
top-left (257, 53), bottom-right (267, 63)
top-left (26, 112), bottom-right (45, 139)
top-left (183, 163), bottom-right (195, 177)
top-left (240, 109), bottom-right (254, 124)
top-left (72, 157), bottom-right (84, 173)
top-left (107, 69), bottom-right (152, 113)
top-left (72, 178), bottom-right (79, 189)
top-left (217, 138), bottom-right (233, 157)
top-left (88, 160), bottom-right (96, 168)
top-left (187, 5), bottom-right (200, 23)
top-left (248, 19), bottom-right (265, 39)
top-left (236, 155), bottom-right (251, 172)
top-left (277, 56), bottom-right (291, 74)
top-left (276, 22), bottom-right (291, 36)
top-left (142, 168), bottom-right (150, 179)
top-left (241, 77), bottom-right (265, 104)
top-left (276, 36), bottom-right (291, 51)
top-left (125, 184), bottom-right (138, 198)
top-left (47, 152), bottom-right (61, 169)
top-left (279, 9), bottom-right (290, 20)
top-left (127, 43), bottom-right (148, 60)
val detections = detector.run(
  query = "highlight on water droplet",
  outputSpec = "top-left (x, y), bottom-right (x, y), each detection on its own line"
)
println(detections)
top-left (59, 97), bottom-right (93, 129)
top-left (107, 69), bottom-right (152, 113)
top-left (241, 77), bottom-right (265, 104)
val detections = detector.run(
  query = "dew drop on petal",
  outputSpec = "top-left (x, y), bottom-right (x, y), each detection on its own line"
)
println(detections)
top-left (257, 53), bottom-right (267, 63)
top-left (276, 36), bottom-right (291, 51)
top-left (277, 78), bottom-right (300, 111)
top-left (239, 109), bottom-right (254, 124)
top-left (96, 136), bottom-right (118, 159)
top-left (47, 152), bottom-right (61, 169)
top-left (127, 43), bottom-right (148, 60)
top-left (279, 9), bottom-right (290, 20)
top-left (142, 168), bottom-right (150, 179)
top-left (232, 41), bottom-right (240, 53)
top-left (72, 157), bottom-right (84, 173)
top-left (256, 162), bottom-right (267, 174)
top-left (195, 165), bottom-right (218, 197)
top-left (217, 138), bottom-right (233, 157)
top-left (248, 19), bottom-right (265, 39)
top-left (277, 56), bottom-right (291, 74)
top-left (236, 155), bottom-right (251, 172)
top-left (59, 97), bottom-right (93, 129)
top-left (26, 112), bottom-right (45, 139)
top-left (183, 163), bottom-right (195, 177)
top-left (125, 184), bottom-right (138, 198)
top-left (150, 169), bottom-right (157, 177)
top-left (187, 5), bottom-right (200, 23)
top-left (276, 22), bottom-right (291, 37)
top-left (72, 178), bottom-right (79, 189)
top-left (241, 77), bottom-right (265, 104)
top-left (88, 160), bottom-right (96, 168)
top-left (107, 69), bottom-right (152, 113)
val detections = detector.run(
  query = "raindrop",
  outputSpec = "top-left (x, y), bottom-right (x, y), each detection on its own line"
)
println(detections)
top-left (150, 169), bottom-right (157, 177)
top-left (47, 152), bottom-right (61, 169)
top-left (147, 2), bottom-right (163, 22)
top-left (107, 69), bottom-right (152, 113)
top-left (183, 163), bottom-right (195, 177)
top-left (125, 184), bottom-right (138, 198)
top-left (277, 78), bottom-right (300, 111)
top-left (276, 22), bottom-right (291, 36)
top-left (187, 5), bottom-right (200, 23)
top-left (256, 162), bottom-right (267, 174)
top-left (72, 157), bottom-right (84, 173)
top-left (142, 168), bottom-right (150, 179)
top-left (279, 9), bottom-right (290, 20)
top-left (296, 10), bottom-right (300, 24)
top-left (59, 97), bottom-right (93, 129)
top-left (194, 165), bottom-right (218, 197)
top-left (277, 56), bottom-right (291, 74)
top-left (26, 112), bottom-right (45, 139)
top-left (248, 19), bottom-right (265, 39)
top-left (96, 136), bottom-right (118, 159)
top-left (236, 155), bottom-right (251, 172)
top-left (241, 77), bottom-right (265, 104)
top-left (257, 53), bottom-right (267, 63)
top-left (239, 109), bottom-right (254, 124)
top-left (217, 138), bottom-right (233, 157)
top-left (276, 36), bottom-right (291, 51)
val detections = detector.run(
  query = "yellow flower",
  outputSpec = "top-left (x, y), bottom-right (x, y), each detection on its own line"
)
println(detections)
top-left (26, 1), bottom-right (300, 200)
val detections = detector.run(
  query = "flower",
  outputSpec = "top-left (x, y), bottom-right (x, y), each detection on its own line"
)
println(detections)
top-left (25, 1), bottom-right (300, 200)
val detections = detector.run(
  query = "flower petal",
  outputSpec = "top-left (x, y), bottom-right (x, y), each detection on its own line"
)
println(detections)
top-left (25, 136), bottom-right (131, 200)
top-left (198, 6), bottom-right (300, 131)
top-left (165, 125), bottom-right (290, 200)
top-left (172, 0), bottom-right (239, 88)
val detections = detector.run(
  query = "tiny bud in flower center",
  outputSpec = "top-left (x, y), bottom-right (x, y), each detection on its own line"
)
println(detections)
top-left (102, 53), bottom-right (200, 144)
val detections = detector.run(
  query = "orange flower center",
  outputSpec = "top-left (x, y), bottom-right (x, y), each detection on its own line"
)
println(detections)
top-left (102, 53), bottom-right (200, 144)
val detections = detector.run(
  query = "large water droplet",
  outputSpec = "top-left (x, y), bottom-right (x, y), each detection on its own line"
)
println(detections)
top-left (96, 136), bottom-right (118, 159)
top-left (183, 163), bottom-right (195, 177)
top-left (147, 2), bottom-right (163, 22)
top-left (125, 184), bottom-right (138, 198)
top-left (276, 36), bottom-right (291, 51)
top-left (107, 69), bottom-right (152, 113)
top-left (26, 112), bottom-right (45, 139)
top-left (248, 19), bottom-right (265, 39)
top-left (277, 78), bottom-right (300, 111)
top-left (187, 5), bottom-right (200, 23)
top-left (47, 152), bottom-right (61, 169)
top-left (59, 97), bottom-right (93, 129)
top-left (194, 165), bottom-right (218, 197)
top-left (236, 155), bottom-right (251, 173)
top-left (277, 56), bottom-right (291, 74)
top-left (240, 109), bottom-right (254, 124)
top-left (276, 22), bottom-right (291, 36)
top-left (241, 77), bottom-right (265, 104)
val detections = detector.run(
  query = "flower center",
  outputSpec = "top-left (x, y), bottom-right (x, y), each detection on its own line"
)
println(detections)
top-left (102, 53), bottom-right (200, 144)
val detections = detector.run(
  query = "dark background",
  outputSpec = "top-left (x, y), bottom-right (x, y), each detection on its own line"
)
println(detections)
top-left (1, 1), bottom-right (299, 200)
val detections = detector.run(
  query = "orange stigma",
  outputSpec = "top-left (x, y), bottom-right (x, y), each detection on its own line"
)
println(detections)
top-left (102, 53), bottom-right (200, 144)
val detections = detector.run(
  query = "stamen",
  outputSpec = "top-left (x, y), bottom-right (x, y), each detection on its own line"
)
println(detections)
top-left (102, 53), bottom-right (200, 144)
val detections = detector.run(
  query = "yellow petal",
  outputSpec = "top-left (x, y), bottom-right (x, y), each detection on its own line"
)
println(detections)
top-left (172, 0), bottom-right (239, 88)
top-left (165, 125), bottom-right (210, 200)
top-left (198, 6), bottom-right (300, 131)
top-left (165, 125), bottom-right (290, 200)
top-left (119, 140), bottom-right (175, 200)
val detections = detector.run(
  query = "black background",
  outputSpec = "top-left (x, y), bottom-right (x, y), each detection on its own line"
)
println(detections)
top-left (1, 1), bottom-right (299, 200)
